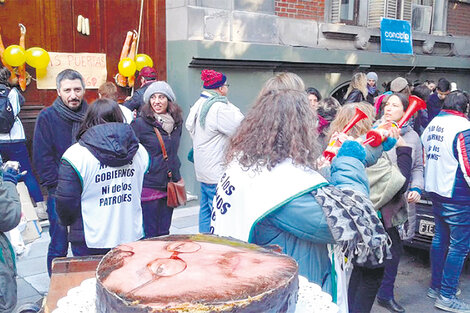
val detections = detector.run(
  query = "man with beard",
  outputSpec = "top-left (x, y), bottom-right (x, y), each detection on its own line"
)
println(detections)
top-left (33, 69), bottom-right (88, 276)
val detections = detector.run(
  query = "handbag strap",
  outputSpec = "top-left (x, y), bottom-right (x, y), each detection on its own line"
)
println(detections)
top-left (153, 127), bottom-right (172, 179)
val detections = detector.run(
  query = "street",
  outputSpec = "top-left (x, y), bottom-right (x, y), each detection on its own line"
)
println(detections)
top-left (14, 202), bottom-right (469, 313)
top-left (371, 247), bottom-right (470, 313)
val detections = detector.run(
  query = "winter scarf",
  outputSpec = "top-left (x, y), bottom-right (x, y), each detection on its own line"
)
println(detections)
top-left (317, 114), bottom-right (330, 134)
top-left (199, 90), bottom-right (228, 128)
top-left (367, 85), bottom-right (377, 95)
top-left (52, 97), bottom-right (88, 143)
top-left (155, 112), bottom-right (175, 134)
top-left (313, 186), bottom-right (392, 267)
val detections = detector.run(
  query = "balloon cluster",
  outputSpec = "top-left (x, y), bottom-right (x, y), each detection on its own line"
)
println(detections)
top-left (115, 31), bottom-right (154, 88)
top-left (3, 45), bottom-right (50, 69)
top-left (118, 53), bottom-right (153, 77)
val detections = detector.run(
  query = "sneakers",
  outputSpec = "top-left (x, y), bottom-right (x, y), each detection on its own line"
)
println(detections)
top-left (428, 287), bottom-right (462, 299)
top-left (35, 201), bottom-right (48, 220)
top-left (435, 295), bottom-right (470, 313)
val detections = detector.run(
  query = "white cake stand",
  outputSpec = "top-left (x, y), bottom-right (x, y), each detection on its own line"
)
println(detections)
top-left (52, 276), bottom-right (339, 313)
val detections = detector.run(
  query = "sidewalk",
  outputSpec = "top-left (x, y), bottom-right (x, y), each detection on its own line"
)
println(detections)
top-left (14, 202), bottom-right (200, 311)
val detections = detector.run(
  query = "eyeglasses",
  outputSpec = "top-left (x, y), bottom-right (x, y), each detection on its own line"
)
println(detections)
top-left (224, 84), bottom-right (230, 87)
top-left (125, 241), bottom-right (201, 296)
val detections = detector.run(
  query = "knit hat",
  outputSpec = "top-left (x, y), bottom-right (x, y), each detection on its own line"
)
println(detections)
top-left (390, 77), bottom-right (408, 93)
top-left (143, 81), bottom-right (176, 104)
top-left (367, 72), bottom-right (378, 82)
top-left (138, 66), bottom-right (158, 81)
top-left (201, 69), bottom-right (226, 89)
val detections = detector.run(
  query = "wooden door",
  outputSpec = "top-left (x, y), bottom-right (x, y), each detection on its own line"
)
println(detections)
top-left (0, 0), bottom-right (166, 148)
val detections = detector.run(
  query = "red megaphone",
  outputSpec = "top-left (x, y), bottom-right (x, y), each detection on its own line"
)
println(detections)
top-left (323, 107), bottom-right (368, 161)
top-left (364, 95), bottom-right (427, 147)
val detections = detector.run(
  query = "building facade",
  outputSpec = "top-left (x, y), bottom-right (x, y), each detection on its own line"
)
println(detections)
top-left (167, 0), bottom-right (470, 194)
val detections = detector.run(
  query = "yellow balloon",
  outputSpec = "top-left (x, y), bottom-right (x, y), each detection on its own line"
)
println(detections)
top-left (25, 47), bottom-right (51, 69)
top-left (118, 58), bottom-right (136, 77)
top-left (36, 67), bottom-right (48, 79)
top-left (135, 54), bottom-right (153, 71)
top-left (3, 45), bottom-right (26, 67)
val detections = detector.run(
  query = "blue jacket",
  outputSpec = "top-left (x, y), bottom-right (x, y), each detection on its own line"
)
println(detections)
top-left (426, 93), bottom-right (444, 126)
top-left (132, 115), bottom-right (182, 191)
top-left (250, 155), bottom-right (370, 295)
top-left (55, 123), bottom-right (141, 244)
top-left (33, 102), bottom-right (79, 189)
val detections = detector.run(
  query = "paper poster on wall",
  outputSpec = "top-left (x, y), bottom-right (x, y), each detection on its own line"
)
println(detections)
top-left (36, 52), bottom-right (107, 89)
top-left (380, 18), bottom-right (413, 55)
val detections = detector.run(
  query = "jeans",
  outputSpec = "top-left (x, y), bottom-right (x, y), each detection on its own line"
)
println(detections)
top-left (348, 265), bottom-right (385, 313)
top-left (430, 201), bottom-right (470, 298)
top-left (377, 226), bottom-right (403, 301)
top-left (46, 189), bottom-right (68, 276)
top-left (141, 198), bottom-right (174, 238)
top-left (0, 142), bottom-right (43, 203)
top-left (200, 183), bottom-right (216, 233)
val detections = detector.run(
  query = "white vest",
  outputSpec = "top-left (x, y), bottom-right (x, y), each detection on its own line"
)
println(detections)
top-left (421, 113), bottom-right (470, 197)
top-left (62, 143), bottom-right (150, 248)
top-left (211, 159), bottom-right (328, 242)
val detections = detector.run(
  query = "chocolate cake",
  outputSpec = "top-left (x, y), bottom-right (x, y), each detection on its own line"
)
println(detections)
top-left (96, 234), bottom-right (299, 313)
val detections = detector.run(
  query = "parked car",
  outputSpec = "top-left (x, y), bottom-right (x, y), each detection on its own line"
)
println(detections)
top-left (404, 193), bottom-right (434, 250)
top-left (405, 192), bottom-right (470, 264)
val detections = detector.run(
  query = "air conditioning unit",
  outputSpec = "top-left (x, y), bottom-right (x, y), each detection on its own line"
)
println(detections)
top-left (412, 4), bottom-right (432, 33)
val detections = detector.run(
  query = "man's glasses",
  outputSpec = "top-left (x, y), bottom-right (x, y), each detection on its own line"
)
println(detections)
top-left (224, 84), bottom-right (230, 87)
top-left (124, 241), bottom-right (201, 296)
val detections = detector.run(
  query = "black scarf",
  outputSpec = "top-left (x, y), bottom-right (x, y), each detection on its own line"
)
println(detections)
top-left (52, 97), bottom-right (88, 143)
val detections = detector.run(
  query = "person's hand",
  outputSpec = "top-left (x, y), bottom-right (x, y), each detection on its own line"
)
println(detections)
top-left (125, 96), bottom-right (131, 101)
top-left (407, 191), bottom-right (421, 203)
top-left (324, 132), bottom-right (353, 158)
top-left (387, 126), bottom-right (400, 141)
top-left (316, 155), bottom-right (331, 169)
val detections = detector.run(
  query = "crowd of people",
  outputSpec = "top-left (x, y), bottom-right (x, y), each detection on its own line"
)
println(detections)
top-left (0, 64), bottom-right (469, 313)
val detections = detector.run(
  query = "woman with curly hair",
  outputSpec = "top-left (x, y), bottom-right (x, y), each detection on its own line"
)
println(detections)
top-left (132, 81), bottom-right (183, 238)
top-left (211, 75), bottom-right (393, 305)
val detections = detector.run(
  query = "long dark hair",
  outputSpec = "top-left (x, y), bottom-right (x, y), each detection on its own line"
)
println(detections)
top-left (443, 91), bottom-right (469, 114)
top-left (140, 98), bottom-right (183, 125)
top-left (77, 98), bottom-right (124, 140)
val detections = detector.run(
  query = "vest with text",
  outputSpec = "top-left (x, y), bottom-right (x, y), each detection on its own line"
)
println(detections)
top-left (62, 143), bottom-right (150, 248)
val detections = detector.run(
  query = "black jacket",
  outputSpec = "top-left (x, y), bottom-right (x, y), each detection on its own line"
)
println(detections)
top-left (344, 89), bottom-right (366, 104)
top-left (132, 115), bottom-right (182, 191)
top-left (366, 89), bottom-right (379, 105)
top-left (56, 123), bottom-right (140, 244)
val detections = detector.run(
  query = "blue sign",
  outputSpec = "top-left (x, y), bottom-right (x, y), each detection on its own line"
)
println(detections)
top-left (380, 18), bottom-right (413, 55)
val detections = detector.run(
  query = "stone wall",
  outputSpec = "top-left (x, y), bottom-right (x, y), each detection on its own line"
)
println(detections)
top-left (166, 0), bottom-right (470, 56)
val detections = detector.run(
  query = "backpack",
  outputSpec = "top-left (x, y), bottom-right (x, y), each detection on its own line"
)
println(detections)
top-left (0, 84), bottom-right (15, 134)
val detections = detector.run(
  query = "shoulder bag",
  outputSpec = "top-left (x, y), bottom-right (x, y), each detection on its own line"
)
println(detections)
top-left (153, 127), bottom-right (187, 208)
